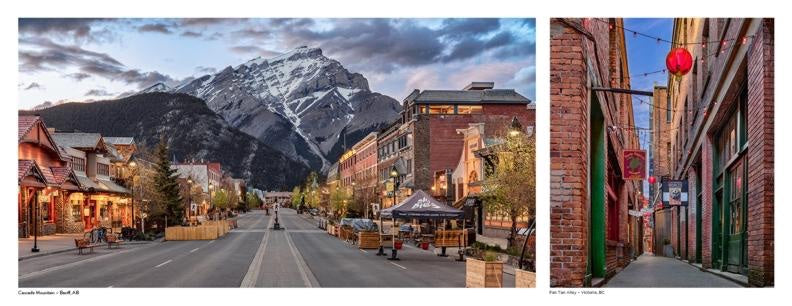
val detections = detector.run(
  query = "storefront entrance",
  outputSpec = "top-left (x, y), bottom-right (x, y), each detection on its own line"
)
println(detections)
top-left (587, 93), bottom-right (606, 283)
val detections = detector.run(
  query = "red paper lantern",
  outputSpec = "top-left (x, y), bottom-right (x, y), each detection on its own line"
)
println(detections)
top-left (666, 47), bottom-right (693, 77)
top-left (648, 176), bottom-right (656, 185)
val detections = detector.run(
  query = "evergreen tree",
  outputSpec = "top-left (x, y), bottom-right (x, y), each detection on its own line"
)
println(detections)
top-left (153, 137), bottom-right (184, 226)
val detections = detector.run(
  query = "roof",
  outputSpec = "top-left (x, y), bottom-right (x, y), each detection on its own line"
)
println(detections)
top-left (19, 160), bottom-right (38, 182)
top-left (410, 89), bottom-right (531, 105)
top-left (103, 137), bottom-right (135, 146)
top-left (18, 116), bottom-right (38, 141)
top-left (97, 178), bottom-right (130, 194)
top-left (52, 132), bottom-right (106, 151)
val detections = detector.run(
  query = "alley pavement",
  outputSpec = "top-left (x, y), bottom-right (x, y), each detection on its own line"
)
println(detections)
top-left (604, 254), bottom-right (742, 288)
top-left (19, 209), bottom-right (505, 287)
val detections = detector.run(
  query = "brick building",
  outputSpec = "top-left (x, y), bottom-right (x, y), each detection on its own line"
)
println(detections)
top-left (550, 18), bottom-right (643, 287)
top-left (661, 18), bottom-right (774, 287)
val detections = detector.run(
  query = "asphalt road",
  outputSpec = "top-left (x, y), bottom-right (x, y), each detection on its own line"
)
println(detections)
top-left (19, 209), bottom-right (512, 288)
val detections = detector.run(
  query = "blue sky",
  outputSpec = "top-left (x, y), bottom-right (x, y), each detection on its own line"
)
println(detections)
top-left (18, 18), bottom-right (535, 109)
top-left (623, 18), bottom-right (673, 196)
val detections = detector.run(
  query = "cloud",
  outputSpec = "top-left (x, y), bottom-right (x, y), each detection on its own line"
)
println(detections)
top-left (138, 23), bottom-right (172, 34)
top-left (24, 82), bottom-right (43, 90)
top-left (180, 18), bottom-right (247, 27)
top-left (181, 31), bottom-right (202, 38)
top-left (229, 45), bottom-right (280, 57)
top-left (18, 18), bottom-right (114, 44)
top-left (439, 19), bottom-right (501, 38)
top-left (84, 88), bottom-right (114, 96)
top-left (64, 72), bottom-right (91, 81)
top-left (19, 37), bottom-right (179, 89)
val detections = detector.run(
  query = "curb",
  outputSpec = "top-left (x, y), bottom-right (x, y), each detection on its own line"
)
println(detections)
top-left (678, 258), bottom-right (749, 287)
top-left (18, 240), bottom-right (160, 261)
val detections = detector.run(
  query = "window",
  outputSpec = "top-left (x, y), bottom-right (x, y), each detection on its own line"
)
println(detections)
top-left (428, 105), bottom-right (454, 114)
top-left (729, 159), bottom-right (744, 235)
top-left (458, 105), bottom-right (483, 114)
top-left (97, 163), bottom-right (110, 176)
top-left (666, 97), bottom-right (672, 123)
top-left (72, 157), bottom-right (86, 172)
top-left (72, 204), bottom-right (81, 221)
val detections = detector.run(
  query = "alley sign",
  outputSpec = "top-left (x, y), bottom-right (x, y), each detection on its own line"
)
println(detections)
top-left (662, 178), bottom-right (688, 206)
top-left (622, 149), bottom-right (646, 180)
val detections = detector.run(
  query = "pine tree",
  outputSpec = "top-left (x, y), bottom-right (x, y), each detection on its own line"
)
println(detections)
top-left (153, 137), bottom-right (184, 226)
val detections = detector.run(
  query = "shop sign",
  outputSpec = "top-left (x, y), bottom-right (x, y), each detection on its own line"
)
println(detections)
top-left (662, 178), bottom-right (688, 206)
top-left (622, 149), bottom-right (646, 180)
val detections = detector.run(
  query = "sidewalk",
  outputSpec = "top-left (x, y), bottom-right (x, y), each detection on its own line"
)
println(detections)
top-left (604, 254), bottom-right (742, 288)
top-left (19, 233), bottom-right (155, 261)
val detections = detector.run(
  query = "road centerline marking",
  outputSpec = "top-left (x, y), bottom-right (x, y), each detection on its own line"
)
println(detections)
top-left (155, 259), bottom-right (172, 268)
top-left (240, 212), bottom-right (274, 288)
top-left (390, 262), bottom-right (408, 270)
top-left (189, 248), bottom-right (200, 253)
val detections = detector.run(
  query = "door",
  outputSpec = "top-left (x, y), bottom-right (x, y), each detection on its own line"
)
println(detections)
top-left (712, 188), bottom-right (723, 268)
top-left (587, 96), bottom-right (606, 282)
top-left (726, 158), bottom-right (747, 273)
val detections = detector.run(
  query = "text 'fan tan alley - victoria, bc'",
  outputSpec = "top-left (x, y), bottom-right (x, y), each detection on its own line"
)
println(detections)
top-left (17, 18), bottom-right (537, 288)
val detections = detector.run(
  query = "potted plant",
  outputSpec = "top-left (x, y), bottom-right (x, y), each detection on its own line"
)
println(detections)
top-left (466, 251), bottom-right (504, 288)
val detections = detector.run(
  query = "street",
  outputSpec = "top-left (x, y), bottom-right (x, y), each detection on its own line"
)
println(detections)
top-left (19, 209), bottom-right (510, 287)
top-left (603, 255), bottom-right (742, 288)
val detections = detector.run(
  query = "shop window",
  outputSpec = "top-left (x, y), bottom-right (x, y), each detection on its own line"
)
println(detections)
top-left (428, 105), bottom-right (454, 114)
top-left (458, 105), bottom-right (483, 114)
top-left (72, 204), bottom-right (81, 221)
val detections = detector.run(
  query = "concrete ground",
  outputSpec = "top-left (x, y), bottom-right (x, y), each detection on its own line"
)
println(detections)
top-left (19, 209), bottom-right (507, 288)
top-left (604, 254), bottom-right (743, 288)
top-left (19, 233), bottom-right (86, 259)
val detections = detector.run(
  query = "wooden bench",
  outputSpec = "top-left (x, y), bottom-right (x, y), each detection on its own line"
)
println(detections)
top-left (74, 238), bottom-right (94, 255)
top-left (106, 234), bottom-right (122, 249)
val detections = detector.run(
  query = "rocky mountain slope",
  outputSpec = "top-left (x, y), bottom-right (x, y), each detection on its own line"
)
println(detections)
top-left (172, 46), bottom-right (401, 171)
top-left (22, 92), bottom-right (310, 190)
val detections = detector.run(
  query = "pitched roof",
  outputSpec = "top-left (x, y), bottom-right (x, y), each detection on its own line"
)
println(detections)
top-left (52, 132), bottom-right (106, 151)
top-left (18, 116), bottom-right (39, 141)
top-left (18, 159), bottom-right (37, 182)
top-left (410, 89), bottom-right (531, 105)
top-left (49, 166), bottom-right (74, 185)
top-left (104, 137), bottom-right (135, 146)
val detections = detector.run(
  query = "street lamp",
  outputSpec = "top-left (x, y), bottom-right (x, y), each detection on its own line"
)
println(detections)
top-left (186, 177), bottom-right (193, 225)
top-left (31, 189), bottom-right (40, 253)
top-left (128, 160), bottom-right (137, 231)
top-left (387, 164), bottom-right (401, 261)
top-left (209, 183), bottom-right (214, 220)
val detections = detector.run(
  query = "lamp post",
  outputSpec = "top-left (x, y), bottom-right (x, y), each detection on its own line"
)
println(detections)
top-left (31, 189), bottom-right (40, 253)
top-left (387, 164), bottom-right (400, 261)
top-left (186, 177), bottom-right (193, 226)
top-left (128, 160), bottom-right (137, 231)
top-left (209, 183), bottom-right (214, 221)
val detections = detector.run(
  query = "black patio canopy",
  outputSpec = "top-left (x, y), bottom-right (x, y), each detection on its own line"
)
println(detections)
top-left (380, 190), bottom-right (464, 219)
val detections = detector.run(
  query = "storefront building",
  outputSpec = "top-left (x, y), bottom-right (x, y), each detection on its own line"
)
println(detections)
top-left (663, 18), bottom-right (774, 287)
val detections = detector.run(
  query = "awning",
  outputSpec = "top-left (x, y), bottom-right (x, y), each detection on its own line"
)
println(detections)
top-left (380, 189), bottom-right (464, 219)
top-left (77, 176), bottom-right (100, 190)
top-left (97, 179), bottom-right (130, 194)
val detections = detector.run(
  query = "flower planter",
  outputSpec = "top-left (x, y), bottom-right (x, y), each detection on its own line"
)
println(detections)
top-left (515, 269), bottom-right (536, 288)
top-left (394, 240), bottom-right (403, 250)
top-left (358, 231), bottom-right (380, 249)
top-left (420, 242), bottom-right (429, 250)
top-left (465, 258), bottom-right (504, 288)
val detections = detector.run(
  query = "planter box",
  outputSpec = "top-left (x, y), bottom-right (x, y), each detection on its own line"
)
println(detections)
top-left (515, 269), bottom-right (536, 288)
top-left (465, 258), bottom-right (504, 288)
top-left (358, 232), bottom-right (380, 249)
top-left (164, 220), bottom-right (230, 241)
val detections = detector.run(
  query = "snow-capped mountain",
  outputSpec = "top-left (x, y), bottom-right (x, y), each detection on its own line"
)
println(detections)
top-left (173, 46), bottom-right (401, 171)
top-left (139, 82), bottom-right (172, 94)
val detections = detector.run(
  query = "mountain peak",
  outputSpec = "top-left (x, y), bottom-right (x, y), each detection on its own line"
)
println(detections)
top-left (139, 82), bottom-right (172, 94)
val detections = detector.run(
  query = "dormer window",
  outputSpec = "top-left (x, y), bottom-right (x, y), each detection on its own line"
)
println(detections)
top-left (72, 157), bottom-right (86, 172)
top-left (97, 163), bottom-right (110, 176)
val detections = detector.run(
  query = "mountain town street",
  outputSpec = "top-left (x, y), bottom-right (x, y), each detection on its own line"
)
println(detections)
top-left (19, 209), bottom-right (513, 287)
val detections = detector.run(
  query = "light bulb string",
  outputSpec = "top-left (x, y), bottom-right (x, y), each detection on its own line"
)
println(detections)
top-left (588, 18), bottom-right (755, 48)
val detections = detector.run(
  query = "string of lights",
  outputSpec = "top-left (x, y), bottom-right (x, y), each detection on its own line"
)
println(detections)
top-left (588, 18), bottom-right (755, 47)
top-left (629, 36), bottom-right (748, 79)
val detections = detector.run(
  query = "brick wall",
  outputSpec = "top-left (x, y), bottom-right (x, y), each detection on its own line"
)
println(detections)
top-left (745, 19), bottom-right (774, 287)
top-left (550, 19), bottom-right (590, 287)
top-left (687, 167), bottom-right (698, 262)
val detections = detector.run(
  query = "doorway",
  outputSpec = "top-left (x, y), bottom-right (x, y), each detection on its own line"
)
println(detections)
top-left (588, 93), bottom-right (606, 281)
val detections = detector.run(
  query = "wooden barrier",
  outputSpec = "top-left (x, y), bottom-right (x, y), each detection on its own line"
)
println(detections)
top-left (358, 232), bottom-right (380, 249)
top-left (515, 269), bottom-right (536, 288)
top-left (165, 219), bottom-right (231, 241)
top-left (465, 258), bottom-right (504, 288)
top-left (434, 229), bottom-right (468, 248)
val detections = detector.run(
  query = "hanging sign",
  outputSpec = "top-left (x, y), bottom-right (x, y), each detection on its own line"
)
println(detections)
top-left (662, 178), bottom-right (688, 206)
top-left (622, 149), bottom-right (647, 180)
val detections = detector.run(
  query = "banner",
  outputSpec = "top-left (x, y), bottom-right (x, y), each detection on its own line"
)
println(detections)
top-left (623, 149), bottom-right (646, 180)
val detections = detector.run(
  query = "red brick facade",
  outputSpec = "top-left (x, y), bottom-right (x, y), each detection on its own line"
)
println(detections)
top-left (550, 18), bottom-right (642, 287)
top-left (663, 18), bottom-right (773, 287)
